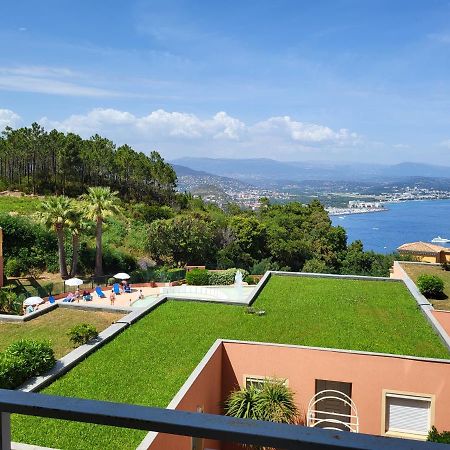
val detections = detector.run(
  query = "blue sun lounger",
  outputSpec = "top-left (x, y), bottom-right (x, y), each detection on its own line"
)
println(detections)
top-left (95, 286), bottom-right (106, 298)
top-left (113, 283), bottom-right (121, 295)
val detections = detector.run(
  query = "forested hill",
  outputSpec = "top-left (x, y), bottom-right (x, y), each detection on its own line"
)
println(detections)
top-left (0, 123), bottom-right (176, 203)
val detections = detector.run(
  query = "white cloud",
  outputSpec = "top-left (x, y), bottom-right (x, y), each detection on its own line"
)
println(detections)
top-left (251, 116), bottom-right (357, 144)
top-left (39, 108), bottom-right (360, 159)
top-left (0, 109), bottom-right (21, 130)
top-left (0, 66), bottom-right (123, 97)
top-left (440, 139), bottom-right (450, 149)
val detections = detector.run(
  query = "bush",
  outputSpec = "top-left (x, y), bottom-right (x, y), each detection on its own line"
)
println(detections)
top-left (244, 275), bottom-right (257, 285)
top-left (428, 426), bottom-right (450, 443)
top-left (225, 379), bottom-right (299, 424)
top-left (417, 274), bottom-right (445, 298)
top-left (5, 257), bottom-right (24, 277)
top-left (0, 340), bottom-right (55, 389)
top-left (166, 268), bottom-right (186, 281)
top-left (302, 258), bottom-right (329, 274)
top-left (0, 288), bottom-right (22, 314)
top-left (67, 323), bottom-right (99, 347)
top-left (250, 258), bottom-right (281, 275)
top-left (209, 268), bottom-right (249, 286)
top-left (186, 269), bottom-right (210, 286)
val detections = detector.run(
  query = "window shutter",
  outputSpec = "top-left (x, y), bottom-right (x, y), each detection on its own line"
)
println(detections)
top-left (387, 396), bottom-right (430, 435)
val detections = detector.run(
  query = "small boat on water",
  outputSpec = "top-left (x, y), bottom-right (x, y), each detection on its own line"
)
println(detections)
top-left (431, 236), bottom-right (450, 243)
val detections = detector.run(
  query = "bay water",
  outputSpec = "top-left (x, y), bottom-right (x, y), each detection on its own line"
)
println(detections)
top-left (331, 199), bottom-right (450, 254)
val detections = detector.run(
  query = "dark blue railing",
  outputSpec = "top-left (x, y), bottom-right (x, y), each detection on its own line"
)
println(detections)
top-left (0, 389), bottom-right (446, 450)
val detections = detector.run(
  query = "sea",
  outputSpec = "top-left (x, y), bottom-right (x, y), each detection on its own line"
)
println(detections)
top-left (330, 199), bottom-right (450, 254)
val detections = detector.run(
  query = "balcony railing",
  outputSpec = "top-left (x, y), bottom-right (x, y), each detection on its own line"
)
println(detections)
top-left (0, 388), bottom-right (446, 450)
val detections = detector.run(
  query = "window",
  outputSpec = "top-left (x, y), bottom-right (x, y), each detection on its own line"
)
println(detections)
top-left (385, 393), bottom-right (432, 437)
top-left (244, 376), bottom-right (287, 390)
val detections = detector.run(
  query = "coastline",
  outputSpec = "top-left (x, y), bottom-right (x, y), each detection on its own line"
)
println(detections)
top-left (327, 207), bottom-right (387, 217)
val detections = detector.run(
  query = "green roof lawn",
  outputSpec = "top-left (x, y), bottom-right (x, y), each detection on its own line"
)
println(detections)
top-left (12, 276), bottom-right (449, 450)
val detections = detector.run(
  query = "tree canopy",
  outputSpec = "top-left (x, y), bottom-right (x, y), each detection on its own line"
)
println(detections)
top-left (0, 124), bottom-right (176, 202)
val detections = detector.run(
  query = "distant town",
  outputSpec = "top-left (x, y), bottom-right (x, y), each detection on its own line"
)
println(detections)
top-left (177, 171), bottom-right (450, 212)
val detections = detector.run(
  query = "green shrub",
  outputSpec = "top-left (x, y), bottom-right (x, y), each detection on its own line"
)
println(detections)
top-left (5, 257), bottom-right (23, 277)
top-left (166, 268), bottom-right (186, 281)
top-left (244, 275), bottom-right (257, 285)
top-left (185, 269), bottom-right (210, 286)
top-left (428, 426), bottom-right (450, 443)
top-left (0, 340), bottom-right (55, 389)
top-left (209, 268), bottom-right (249, 285)
top-left (417, 274), bottom-right (445, 298)
top-left (67, 323), bottom-right (99, 347)
top-left (0, 288), bottom-right (22, 314)
top-left (302, 258), bottom-right (329, 274)
top-left (225, 379), bottom-right (299, 424)
top-left (250, 258), bottom-right (281, 275)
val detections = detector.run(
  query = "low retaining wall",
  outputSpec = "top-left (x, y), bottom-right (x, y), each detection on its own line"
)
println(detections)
top-left (18, 298), bottom-right (166, 392)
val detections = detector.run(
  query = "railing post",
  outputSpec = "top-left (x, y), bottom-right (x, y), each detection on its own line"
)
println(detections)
top-left (0, 412), bottom-right (11, 450)
top-left (192, 406), bottom-right (204, 450)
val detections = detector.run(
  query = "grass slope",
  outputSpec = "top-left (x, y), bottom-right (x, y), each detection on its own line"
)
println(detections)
top-left (401, 263), bottom-right (450, 310)
top-left (0, 308), bottom-right (122, 358)
top-left (12, 276), bottom-right (449, 449)
top-left (0, 195), bottom-right (42, 214)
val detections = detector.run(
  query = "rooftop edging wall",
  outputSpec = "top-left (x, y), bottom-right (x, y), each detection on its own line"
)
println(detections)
top-left (136, 339), bottom-right (223, 450)
top-left (392, 261), bottom-right (450, 352)
top-left (18, 298), bottom-right (167, 393)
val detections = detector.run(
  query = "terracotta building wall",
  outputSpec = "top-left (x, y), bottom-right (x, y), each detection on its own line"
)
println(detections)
top-left (222, 341), bottom-right (450, 437)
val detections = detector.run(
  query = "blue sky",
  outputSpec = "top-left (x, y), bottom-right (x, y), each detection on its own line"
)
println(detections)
top-left (1, 0), bottom-right (450, 164)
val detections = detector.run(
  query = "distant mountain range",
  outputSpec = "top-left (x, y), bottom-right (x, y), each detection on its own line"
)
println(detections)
top-left (171, 157), bottom-right (450, 183)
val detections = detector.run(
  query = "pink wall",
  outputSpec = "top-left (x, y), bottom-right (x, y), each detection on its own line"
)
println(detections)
top-left (432, 310), bottom-right (450, 337)
top-left (147, 343), bottom-right (223, 450)
top-left (222, 341), bottom-right (450, 437)
top-left (147, 340), bottom-right (450, 450)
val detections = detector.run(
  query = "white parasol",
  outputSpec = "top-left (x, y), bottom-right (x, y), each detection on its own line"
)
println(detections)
top-left (23, 296), bottom-right (43, 306)
top-left (65, 278), bottom-right (84, 287)
top-left (114, 272), bottom-right (130, 280)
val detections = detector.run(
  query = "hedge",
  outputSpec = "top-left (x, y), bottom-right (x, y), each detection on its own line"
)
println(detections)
top-left (0, 340), bottom-right (56, 389)
top-left (185, 269), bottom-right (210, 286)
top-left (209, 268), bottom-right (249, 285)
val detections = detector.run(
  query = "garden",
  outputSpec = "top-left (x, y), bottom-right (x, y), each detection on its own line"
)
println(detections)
top-left (0, 308), bottom-right (122, 358)
top-left (401, 262), bottom-right (450, 310)
top-left (11, 275), bottom-right (449, 450)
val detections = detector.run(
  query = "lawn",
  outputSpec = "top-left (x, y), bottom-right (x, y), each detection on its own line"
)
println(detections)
top-left (12, 276), bottom-right (450, 450)
top-left (401, 262), bottom-right (450, 310)
top-left (0, 308), bottom-right (122, 358)
top-left (0, 195), bottom-right (43, 215)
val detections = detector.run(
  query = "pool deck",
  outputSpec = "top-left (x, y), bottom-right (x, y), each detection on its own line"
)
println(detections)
top-left (53, 287), bottom-right (160, 309)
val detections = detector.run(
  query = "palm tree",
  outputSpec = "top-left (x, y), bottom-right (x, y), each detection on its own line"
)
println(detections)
top-left (225, 379), bottom-right (300, 449)
top-left (81, 187), bottom-right (120, 277)
top-left (67, 208), bottom-right (93, 277)
top-left (39, 196), bottom-right (73, 279)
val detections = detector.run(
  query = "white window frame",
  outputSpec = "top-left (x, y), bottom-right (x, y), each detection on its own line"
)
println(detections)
top-left (381, 390), bottom-right (435, 440)
top-left (243, 375), bottom-right (288, 390)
